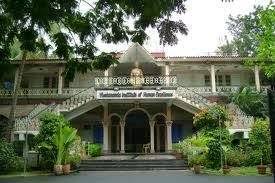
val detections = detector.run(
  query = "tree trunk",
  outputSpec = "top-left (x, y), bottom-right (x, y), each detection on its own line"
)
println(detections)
top-left (7, 51), bottom-right (27, 141)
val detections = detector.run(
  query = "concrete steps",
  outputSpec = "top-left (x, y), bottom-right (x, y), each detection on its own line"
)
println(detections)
top-left (79, 159), bottom-right (188, 171)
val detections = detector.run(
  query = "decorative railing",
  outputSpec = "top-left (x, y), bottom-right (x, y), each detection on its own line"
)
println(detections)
top-left (0, 88), bottom-right (85, 97)
top-left (226, 103), bottom-right (254, 129)
top-left (0, 86), bottom-right (271, 97)
top-left (176, 87), bottom-right (213, 109)
top-left (60, 87), bottom-right (96, 111)
top-left (14, 103), bottom-right (57, 132)
top-left (94, 75), bottom-right (177, 88)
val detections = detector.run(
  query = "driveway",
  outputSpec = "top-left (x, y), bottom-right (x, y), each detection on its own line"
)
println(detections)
top-left (0, 171), bottom-right (272, 183)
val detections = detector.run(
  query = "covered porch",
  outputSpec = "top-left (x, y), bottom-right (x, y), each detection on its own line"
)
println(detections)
top-left (70, 101), bottom-right (194, 154)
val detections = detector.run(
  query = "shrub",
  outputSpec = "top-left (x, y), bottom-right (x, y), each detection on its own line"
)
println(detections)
top-left (194, 105), bottom-right (229, 131)
top-left (230, 87), bottom-right (267, 118)
top-left (248, 119), bottom-right (271, 164)
top-left (206, 139), bottom-right (222, 169)
top-left (203, 128), bottom-right (231, 145)
top-left (35, 112), bottom-right (70, 170)
top-left (67, 136), bottom-right (83, 169)
top-left (176, 133), bottom-right (210, 166)
top-left (225, 148), bottom-right (248, 167)
top-left (0, 139), bottom-right (24, 173)
top-left (88, 144), bottom-right (102, 157)
top-left (189, 153), bottom-right (206, 166)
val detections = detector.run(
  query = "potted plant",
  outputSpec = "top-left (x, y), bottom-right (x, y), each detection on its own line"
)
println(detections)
top-left (268, 164), bottom-right (273, 174)
top-left (257, 156), bottom-right (267, 175)
top-left (61, 126), bottom-right (77, 175)
top-left (222, 146), bottom-right (230, 174)
top-left (190, 153), bottom-right (204, 174)
top-left (41, 122), bottom-right (77, 175)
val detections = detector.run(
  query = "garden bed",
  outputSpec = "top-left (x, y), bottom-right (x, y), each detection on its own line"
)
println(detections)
top-left (202, 167), bottom-right (272, 176)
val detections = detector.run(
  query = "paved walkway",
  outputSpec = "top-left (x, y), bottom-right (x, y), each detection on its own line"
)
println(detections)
top-left (0, 171), bottom-right (272, 183)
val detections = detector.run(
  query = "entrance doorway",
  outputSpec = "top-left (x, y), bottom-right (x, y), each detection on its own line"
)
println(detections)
top-left (125, 110), bottom-right (150, 153)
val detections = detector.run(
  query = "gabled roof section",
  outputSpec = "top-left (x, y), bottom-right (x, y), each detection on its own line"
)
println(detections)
top-left (118, 43), bottom-right (156, 64)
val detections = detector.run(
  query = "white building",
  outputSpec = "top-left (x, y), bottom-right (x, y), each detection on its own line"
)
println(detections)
top-left (0, 43), bottom-right (266, 153)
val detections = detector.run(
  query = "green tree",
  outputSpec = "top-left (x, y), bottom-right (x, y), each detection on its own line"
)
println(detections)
top-left (248, 119), bottom-right (271, 164)
top-left (254, 3), bottom-right (275, 79)
top-left (0, 0), bottom-right (188, 140)
top-left (218, 6), bottom-right (264, 57)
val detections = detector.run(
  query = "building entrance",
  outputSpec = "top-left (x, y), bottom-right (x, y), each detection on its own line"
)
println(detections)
top-left (125, 110), bottom-right (150, 153)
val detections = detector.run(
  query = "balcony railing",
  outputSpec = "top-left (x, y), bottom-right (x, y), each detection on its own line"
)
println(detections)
top-left (94, 75), bottom-right (178, 88)
top-left (0, 88), bottom-right (85, 97)
top-left (0, 86), bottom-right (270, 97)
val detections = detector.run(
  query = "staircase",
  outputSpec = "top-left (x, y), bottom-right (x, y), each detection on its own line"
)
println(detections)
top-left (176, 87), bottom-right (213, 109)
top-left (79, 159), bottom-right (188, 171)
top-left (60, 87), bottom-right (97, 112)
top-left (14, 103), bottom-right (57, 132)
top-left (226, 103), bottom-right (254, 129)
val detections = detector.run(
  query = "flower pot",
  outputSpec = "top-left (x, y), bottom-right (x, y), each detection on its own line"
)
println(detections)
top-left (257, 165), bottom-right (267, 175)
top-left (63, 164), bottom-right (71, 175)
top-left (268, 164), bottom-right (273, 174)
top-left (193, 165), bottom-right (201, 174)
top-left (54, 165), bottom-right (63, 176)
top-left (222, 165), bottom-right (231, 174)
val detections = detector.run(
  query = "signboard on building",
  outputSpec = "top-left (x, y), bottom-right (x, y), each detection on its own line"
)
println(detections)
top-left (96, 90), bottom-right (175, 99)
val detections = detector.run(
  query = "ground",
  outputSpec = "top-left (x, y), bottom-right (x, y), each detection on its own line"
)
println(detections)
top-left (0, 171), bottom-right (272, 183)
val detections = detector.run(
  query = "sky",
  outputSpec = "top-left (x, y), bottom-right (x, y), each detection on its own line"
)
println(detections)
top-left (92, 0), bottom-right (270, 57)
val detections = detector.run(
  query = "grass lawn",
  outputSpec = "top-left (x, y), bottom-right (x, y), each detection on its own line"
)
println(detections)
top-left (0, 171), bottom-right (52, 178)
top-left (202, 166), bottom-right (272, 176)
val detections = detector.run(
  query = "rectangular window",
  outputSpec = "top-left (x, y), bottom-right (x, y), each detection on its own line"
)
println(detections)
top-left (52, 77), bottom-right (57, 88)
top-left (43, 77), bottom-right (50, 88)
top-left (216, 75), bottom-right (223, 86)
top-left (225, 75), bottom-right (231, 86)
top-left (204, 75), bottom-right (210, 86)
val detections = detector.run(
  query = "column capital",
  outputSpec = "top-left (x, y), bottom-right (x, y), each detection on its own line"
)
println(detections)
top-left (102, 121), bottom-right (109, 127)
top-left (120, 121), bottom-right (126, 127)
top-left (207, 64), bottom-right (220, 73)
top-left (166, 121), bottom-right (173, 126)
top-left (149, 120), bottom-right (155, 127)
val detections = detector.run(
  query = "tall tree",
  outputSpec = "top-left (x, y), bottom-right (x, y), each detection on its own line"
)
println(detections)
top-left (0, 0), bottom-right (188, 140)
top-left (217, 6), bottom-right (264, 57)
top-left (255, 3), bottom-right (275, 80)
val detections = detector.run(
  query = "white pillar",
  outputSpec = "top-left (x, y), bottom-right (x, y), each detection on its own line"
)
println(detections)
top-left (166, 121), bottom-right (173, 152)
top-left (102, 104), bottom-right (109, 153)
top-left (165, 64), bottom-right (170, 86)
top-left (116, 125), bottom-right (120, 152)
top-left (108, 125), bottom-right (112, 152)
top-left (102, 122), bottom-right (109, 154)
top-left (58, 67), bottom-right (63, 94)
top-left (156, 125), bottom-right (160, 152)
top-left (210, 64), bottom-right (216, 93)
top-left (150, 121), bottom-right (155, 153)
top-left (104, 69), bottom-right (109, 87)
top-left (120, 121), bottom-right (125, 153)
top-left (254, 65), bottom-right (261, 92)
top-left (166, 105), bottom-right (172, 152)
